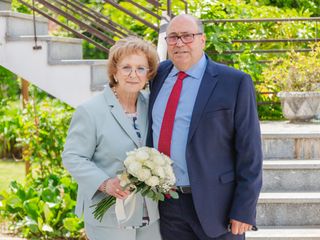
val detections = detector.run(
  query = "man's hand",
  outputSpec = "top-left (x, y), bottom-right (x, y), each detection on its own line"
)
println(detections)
top-left (229, 219), bottom-right (252, 235)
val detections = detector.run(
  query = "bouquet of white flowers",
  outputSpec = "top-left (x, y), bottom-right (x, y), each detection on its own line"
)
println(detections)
top-left (91, 147), bottom-right (178, 222)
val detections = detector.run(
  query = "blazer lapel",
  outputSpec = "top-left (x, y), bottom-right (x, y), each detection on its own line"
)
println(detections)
top-left (103, 87), bottom-right (140, 147)
top-left (187, 59), bottom-right (219, 142)
top-left (137, 90), bottom-right (148, 145)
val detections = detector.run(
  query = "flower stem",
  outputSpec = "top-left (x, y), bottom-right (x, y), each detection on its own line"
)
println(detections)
top-left (90, 196), bottom-right (116, 222)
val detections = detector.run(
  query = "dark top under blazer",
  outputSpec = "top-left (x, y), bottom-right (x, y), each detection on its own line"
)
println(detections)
top-left (147, 55), bottom-right (263, 238)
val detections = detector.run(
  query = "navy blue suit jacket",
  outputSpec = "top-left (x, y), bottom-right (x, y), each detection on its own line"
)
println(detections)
top-left (147, 56), bottom-right (263, 238)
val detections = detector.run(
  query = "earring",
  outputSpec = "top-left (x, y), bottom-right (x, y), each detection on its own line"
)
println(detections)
top-left (114, 76), bottom-right (118, 83)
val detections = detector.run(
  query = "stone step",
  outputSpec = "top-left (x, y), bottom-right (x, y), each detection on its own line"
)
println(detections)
top-left (0, 0), bottom-right (11, 11)
top-left (262, 160), bottom-right (320, 192)
top-left (247, 226), bottom-right (320, 240)
top-left (56, 59), bottom-right (108, 91)
top-left (257, 192), bottom-right (320, 226)
top-left (260, 121), bottom-right (320, 160)
top-left (0, 11), bottom-right (48, 37)
top-left (6, 35), bottom-right (83, 62)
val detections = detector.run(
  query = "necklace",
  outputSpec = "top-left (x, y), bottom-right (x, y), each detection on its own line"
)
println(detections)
top-left (112, 86), bottom-right (118, 98)
top-left (112, 86), bottom-right (137, 114)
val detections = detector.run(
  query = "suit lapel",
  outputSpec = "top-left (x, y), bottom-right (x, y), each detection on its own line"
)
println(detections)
top-left (103, 87), bottom-right (141, 147)
top-left (147, 62), bottom-right (173, 147)
top-left (149, 62), bottom-right (173, 112)
top-left (187, 60), bottom-right (219, 143)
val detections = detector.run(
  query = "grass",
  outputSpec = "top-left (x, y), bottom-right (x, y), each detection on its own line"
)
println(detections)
top-left (0, 159), bottom-right (25, 195)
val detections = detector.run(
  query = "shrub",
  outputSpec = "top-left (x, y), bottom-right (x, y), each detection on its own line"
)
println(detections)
top-left (0, 171), bottom-right (85, 239)
top-left (262, 42), bottom-right (320, 92)
top-left (0, 96), bottom-right (85, 239)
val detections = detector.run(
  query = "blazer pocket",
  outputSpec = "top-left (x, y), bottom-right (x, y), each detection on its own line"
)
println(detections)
top-left (219, 171), bottom-right (235, 184)
top-left (206, 109), bottom-right (232, 119)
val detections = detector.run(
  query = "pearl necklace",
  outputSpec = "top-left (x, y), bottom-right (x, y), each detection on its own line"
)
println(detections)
top-left (112, 86), bottom-right (137, 114)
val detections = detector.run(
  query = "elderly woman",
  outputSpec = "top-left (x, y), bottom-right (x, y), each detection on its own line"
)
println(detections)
top-left (62, 36), bottom-right (160, 240)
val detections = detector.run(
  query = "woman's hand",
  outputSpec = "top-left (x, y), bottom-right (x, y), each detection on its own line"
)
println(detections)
top-left (101, 177), bottom-right (131, 199)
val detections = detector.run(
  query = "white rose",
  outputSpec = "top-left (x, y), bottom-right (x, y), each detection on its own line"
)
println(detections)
top-left (154, 156), bottom-right (165, 166)
top-left (135, 150), bottom-right (149, 162)
top-left (163, 155), bottom-right (173, 165)
top-left (127, 161), bottom-right (142, 176)
top-left (164, 167), bottom-right (176, 184)
top-left (137, 168), bottom-right (151, 182)
top-left (145, 176), bottom-right (159, 187)
top-left (118, 173), bottom-right (131, 187)
top-left (164, 165), bottom-right (174, 175)
top-left (144, 161), bottom-right (155, 170)
top-left (151, 148), bottom-right (160, 155)
top-left (168, 176), bottom-right (176, 185)
top-left (124, 156), bottom-right (136, 168)
top-left (139, 146), bottom-right (150, 152)
top-left (153, 166), bottom-right (165, 179)
top-left (126, 150), bottom-right (136, 156)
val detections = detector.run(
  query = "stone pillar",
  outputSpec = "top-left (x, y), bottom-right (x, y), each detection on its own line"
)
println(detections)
top-left (157, 11), bottom-right (169, 62)
top-left (0, 0), bottom-right (11, 11)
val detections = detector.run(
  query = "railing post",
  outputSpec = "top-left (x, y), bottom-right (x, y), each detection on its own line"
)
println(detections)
top-left (167, 0), bottom-right (172, 19)
top-left (0, 0), bottom-right (11, 10)
top-left (21, 78), bottom-right (30, 176)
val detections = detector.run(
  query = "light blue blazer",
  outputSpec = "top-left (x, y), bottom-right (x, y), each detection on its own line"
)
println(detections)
top-left (62, 86), bottom-right (159, 228)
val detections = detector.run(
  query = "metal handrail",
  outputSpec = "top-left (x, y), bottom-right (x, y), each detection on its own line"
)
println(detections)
top-left (146, 0), bottom-right (161, 7)
top-left (19, 0), bottom-right (162, 55)
top-left (208, 48), bottom-right (316, 55)
top-left (37, 0), bottom-right (115, 44)
top-left (103, 0), bottom-right (159, 31)
top-left (125, 0), bottom-right (161, 20)
top-left (203, 17), bottom-right (320, 23)
top-left (231, 38), bottom-right (319, 43)
top-left (58, 0), bottom-right (127, 38)
top-left (166, 0), bottom-right (188, 18)
top-left (201, 17), bottom-right (320, 107)
top-left (68, 0), bottom-right (136, 36)
top-left (54, 0), bottom-right (123, 39)
top-left (19, 0), bottom-right (111, 53)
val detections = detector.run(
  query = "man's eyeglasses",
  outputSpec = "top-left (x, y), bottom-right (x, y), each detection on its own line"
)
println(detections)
top-left (165, 33), bottom-right (203, 45)
top-left (117, 66), bottom-right (149, 77)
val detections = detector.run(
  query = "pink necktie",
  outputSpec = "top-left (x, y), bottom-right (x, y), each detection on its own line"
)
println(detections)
top-left (158, 71), bottom-right (188, 157)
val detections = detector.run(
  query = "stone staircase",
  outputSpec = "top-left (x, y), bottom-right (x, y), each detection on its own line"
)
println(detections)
top-left (0, 10), bottom-right (107, 107)
top-left (247, 121), bottom-right (320, 239)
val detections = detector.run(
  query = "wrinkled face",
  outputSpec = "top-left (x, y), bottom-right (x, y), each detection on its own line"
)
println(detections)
top-left (166, 16), bottom-right (206, 71)
top-left (114, 52), bottom-right (149, 94)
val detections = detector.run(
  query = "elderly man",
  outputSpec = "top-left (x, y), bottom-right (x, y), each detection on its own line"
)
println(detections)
top-left (147, 14), bottom-right (262, 240)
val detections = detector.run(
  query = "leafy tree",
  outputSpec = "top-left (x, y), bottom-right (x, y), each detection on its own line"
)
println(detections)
top-left (255, 0), bottom-right (320, 16)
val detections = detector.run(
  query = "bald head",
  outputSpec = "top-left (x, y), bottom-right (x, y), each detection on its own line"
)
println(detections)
top-left (166, 14), bottom-right (204, 35)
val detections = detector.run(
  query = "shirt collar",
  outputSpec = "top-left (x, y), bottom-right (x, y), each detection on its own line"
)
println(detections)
top-left (168, 53), bottom-right (207, 79)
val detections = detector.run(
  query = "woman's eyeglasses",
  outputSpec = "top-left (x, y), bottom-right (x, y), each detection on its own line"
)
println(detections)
top-left (117, 66), bottom-right (149, 76)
